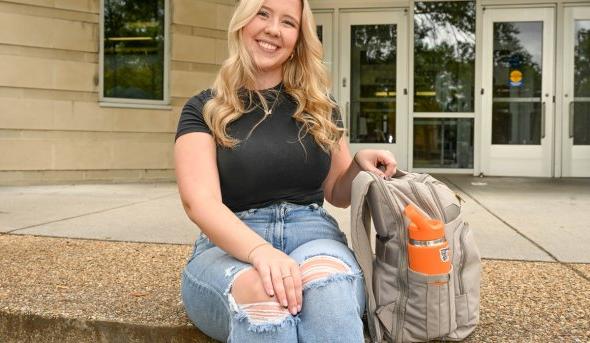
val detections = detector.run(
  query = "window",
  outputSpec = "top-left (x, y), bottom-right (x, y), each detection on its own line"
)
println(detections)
top-left (413, 1), bottom-right (476, 113)
top-left (100, 0), bottom-right (168, 105)
top-left (350, 24), bottom-right (397, 144)
top-left (413, 118), bottom-right (474, 168)
top-left (412, 1), bottom-right (475, 169)
top-left (573, 20), bottom-right (590, 145)
top-left (491, 22), bottom-right (543, 145)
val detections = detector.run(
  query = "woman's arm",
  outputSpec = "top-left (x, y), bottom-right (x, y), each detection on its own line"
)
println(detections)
top-left (175, 132), bottom-right (268, 262)
top-left (323, 138), bottom-right (397, 208)
top-left (175, 132), bottom-right (303, 313)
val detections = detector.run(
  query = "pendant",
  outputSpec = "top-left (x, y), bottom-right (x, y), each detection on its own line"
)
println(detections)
top-left (265, 110), bottom-right (272, 115)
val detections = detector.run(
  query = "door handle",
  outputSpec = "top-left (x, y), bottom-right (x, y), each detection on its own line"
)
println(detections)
top-left (541, 102), bottom-right (546, 139)
top-left (569, 101), bottom-right (574, 138)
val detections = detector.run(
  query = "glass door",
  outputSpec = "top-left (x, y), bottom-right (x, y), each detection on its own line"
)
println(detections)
top-left (339, 11), bottom-right (408, 168)
top-left (481, 7), bottom-right (555, 177)
top-left (562, 6), bottom-right (590, 177)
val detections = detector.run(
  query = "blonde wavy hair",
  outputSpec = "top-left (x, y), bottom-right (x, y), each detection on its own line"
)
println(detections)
top-left (202, 0), bottom-right (344, 152)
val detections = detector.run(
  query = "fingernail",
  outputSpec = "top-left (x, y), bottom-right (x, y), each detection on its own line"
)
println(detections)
top-left (291, 307), bottom-right (297, 315)
top-left (298, 305), bottom-right (302, 312)
top-left (282, 300), bottom-right (288, 307)
top-left (269, 291), bottom-right (274, 297)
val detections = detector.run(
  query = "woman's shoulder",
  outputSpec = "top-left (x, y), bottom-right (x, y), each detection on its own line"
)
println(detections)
top-left (185, 88), bottom-right (214, 110)
top-left (176, 89), bottom-right (215, 140)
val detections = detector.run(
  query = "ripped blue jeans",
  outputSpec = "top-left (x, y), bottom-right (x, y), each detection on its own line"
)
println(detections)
top-left (181, 202), bottom-right (366, 342)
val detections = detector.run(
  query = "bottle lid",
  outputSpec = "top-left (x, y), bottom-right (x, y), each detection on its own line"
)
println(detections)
top-left (405, 204), bottom-right (445, 241)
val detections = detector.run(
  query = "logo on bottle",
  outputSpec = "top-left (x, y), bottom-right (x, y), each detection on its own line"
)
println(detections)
top-left (439, 247), bottom-right (450, 263)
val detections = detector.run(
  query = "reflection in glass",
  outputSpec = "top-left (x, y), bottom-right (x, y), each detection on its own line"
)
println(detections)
top-left (492, 22), bottom-right (542, 98)
top-left (574, 20), bottom-right (590, 145)
top-left (414, 1), bottom-right (475, 112)
top-left (492, 22), bottom-right (543, 145)
top-left (350, 25), bottom-right (396, 143)
top-left (575, 20), bottom-right (590, 98)
top-left (104, 0), bottom-right (165, 100)
top-left (574, 103), bottom-right (590, 145)
top-left (413, 118), bottom-right (474, 168)
top-left (492, 102), bottom-right (541, 144)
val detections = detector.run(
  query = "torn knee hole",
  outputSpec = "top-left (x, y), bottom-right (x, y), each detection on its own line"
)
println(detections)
top-left (228, 268), bottom-right (292, 325)
top-left (300, 255), bottom-right (352, 285)
top-left (238, 301), bottom-right (292, 324)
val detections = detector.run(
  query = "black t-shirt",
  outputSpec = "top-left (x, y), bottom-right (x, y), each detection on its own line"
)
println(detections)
top-left (175, 84), bottom-right (343, 212)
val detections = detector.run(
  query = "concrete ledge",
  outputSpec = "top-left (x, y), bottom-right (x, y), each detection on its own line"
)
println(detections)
top-left (0, 311), bottom-right (213, 343)
top-left (1, 234), bottom-right (588, 342)
top-left (0, 234), bottom-right (205, 342)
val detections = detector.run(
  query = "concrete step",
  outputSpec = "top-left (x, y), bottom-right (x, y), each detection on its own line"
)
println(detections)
top-left (1, 234), bottom-right (588, 342)
top-left (0, 234), bottom-right (212, 342)
top-left (0, 311), bottom-right (212, 343)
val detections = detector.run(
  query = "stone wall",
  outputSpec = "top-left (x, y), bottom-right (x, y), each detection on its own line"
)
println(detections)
top-left (0, 0), bottom-right (234, 185)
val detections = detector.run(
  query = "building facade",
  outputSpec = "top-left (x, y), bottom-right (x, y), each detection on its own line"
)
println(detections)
top-left (0, 0), bottom-right (588, 185)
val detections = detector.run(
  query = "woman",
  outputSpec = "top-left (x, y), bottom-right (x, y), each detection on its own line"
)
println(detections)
top-left (174, 0), bottom-right (396, 341)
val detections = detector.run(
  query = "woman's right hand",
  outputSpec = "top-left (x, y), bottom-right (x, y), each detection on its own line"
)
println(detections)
top-left (249, 244), bottom-right (302, 315)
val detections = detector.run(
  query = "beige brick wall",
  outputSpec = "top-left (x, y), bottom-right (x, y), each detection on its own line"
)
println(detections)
top-left (169, 0), bottom-right (231, 101)
top-left (0, 0), bottom-right (235, 185)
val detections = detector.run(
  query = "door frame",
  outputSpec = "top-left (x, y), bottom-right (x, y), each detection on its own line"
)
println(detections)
top-left (480, 6), bottom-right (556, 177)
top-left (313, 10), bottom-right (336, 94)
top-left (338, 9), bottom-right (409, 169)
top-left (561, 5), bottom-right (590, 177)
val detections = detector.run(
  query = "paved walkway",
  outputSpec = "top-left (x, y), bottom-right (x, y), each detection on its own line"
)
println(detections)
top-left (1, 175), bottom-right (589, 263)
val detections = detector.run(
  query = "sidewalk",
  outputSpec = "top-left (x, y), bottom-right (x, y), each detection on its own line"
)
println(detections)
top-left (1, 175), bottom-right (589, 342)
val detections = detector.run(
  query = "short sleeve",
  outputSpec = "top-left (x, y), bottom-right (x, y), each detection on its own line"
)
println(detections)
top-left (175, 90), bottom-right (213, 141)
top-left (329, 95), bottom-right (344, 128)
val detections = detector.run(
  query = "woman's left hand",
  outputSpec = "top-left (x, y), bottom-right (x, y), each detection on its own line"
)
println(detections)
top-left (354, 149), bottom-right (397, 178)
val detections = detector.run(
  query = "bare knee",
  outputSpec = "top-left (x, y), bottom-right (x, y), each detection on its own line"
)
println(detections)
top-left (300, 255), bottom-right (352, 286)
top-left (230, 268), bottom-right (275, 304)
top-left (229, 268), bottom-right (292, 326)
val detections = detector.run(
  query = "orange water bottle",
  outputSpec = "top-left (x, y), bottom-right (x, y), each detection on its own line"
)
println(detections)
top-left (404, 204), bottom-right (451, 275)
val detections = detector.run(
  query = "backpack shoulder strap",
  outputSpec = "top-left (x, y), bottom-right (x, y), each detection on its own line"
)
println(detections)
top-left (351, 171), bottom-right (382, 342)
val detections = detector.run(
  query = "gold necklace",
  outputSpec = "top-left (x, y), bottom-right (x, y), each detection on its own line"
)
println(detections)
top-left (260, 83), bottom-right (283, 115)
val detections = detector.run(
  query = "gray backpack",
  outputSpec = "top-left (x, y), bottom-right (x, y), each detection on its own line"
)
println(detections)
top-left (351, 171), bottom-right (481, 342)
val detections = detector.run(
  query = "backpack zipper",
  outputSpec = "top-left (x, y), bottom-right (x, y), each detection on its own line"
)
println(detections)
top-left (409, 180), bottom-right (438, 219)
top-left (426, 181), bottom-right (447, 223)
top-left (428, 180), bottom-right (466, 295)
top-left (457, 223), bottom-right (469, 295)
top-left (371, 176), bottom-right (407, 342)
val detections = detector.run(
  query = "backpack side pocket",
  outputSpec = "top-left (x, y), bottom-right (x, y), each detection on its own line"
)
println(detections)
top-left (373, 234), bottom-right (401, 339)
top-left (403, 267), bottom-right (457, 341)
top-left (375, 300), bottom-right (397, 340)
top-left (447, 222), bottom-right (481, 340)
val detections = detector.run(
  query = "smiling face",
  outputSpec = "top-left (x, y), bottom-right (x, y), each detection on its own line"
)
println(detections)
top-left (242, 0), bottom-right (302, 87)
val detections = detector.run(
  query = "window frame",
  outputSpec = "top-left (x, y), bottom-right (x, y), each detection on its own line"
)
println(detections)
top-left (98, 0), bottom-right (171, 109)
